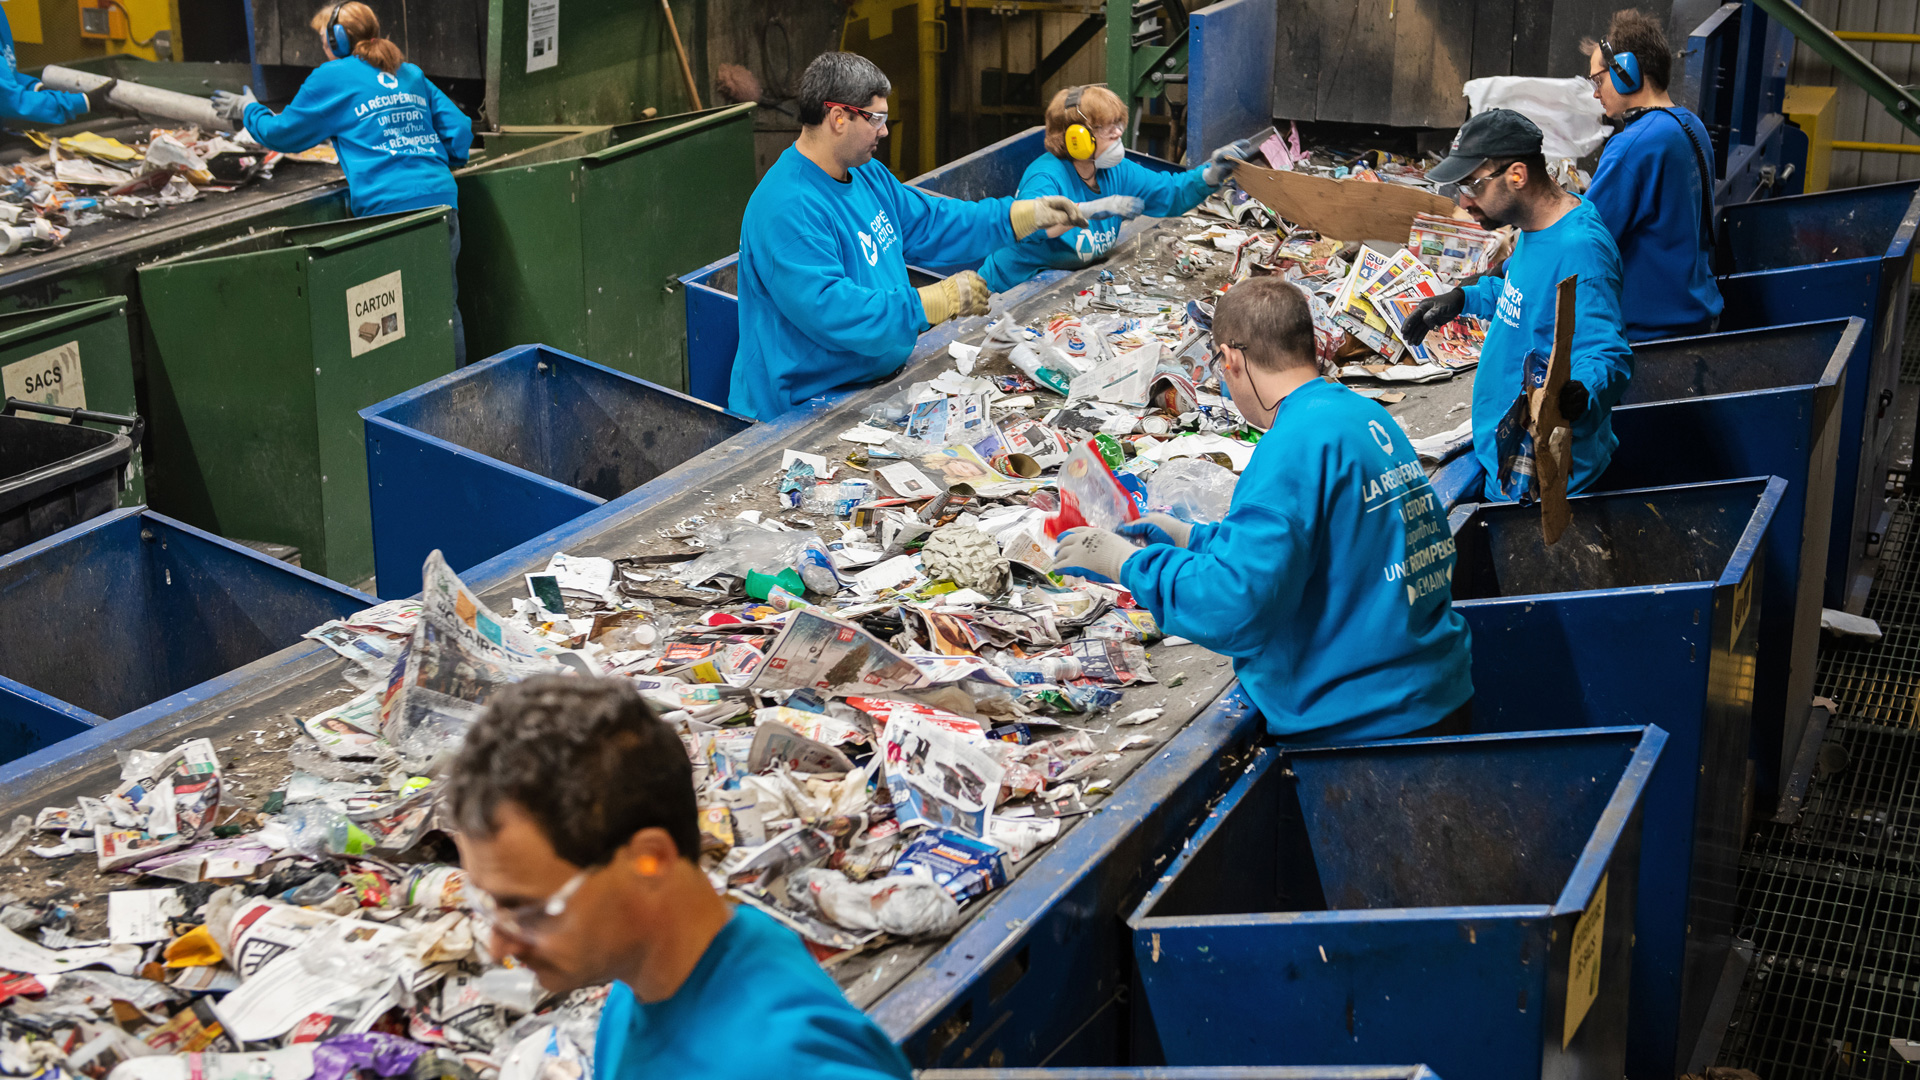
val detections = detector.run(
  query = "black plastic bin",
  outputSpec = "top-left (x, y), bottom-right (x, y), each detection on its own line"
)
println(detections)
top-left (0, 400), bottom-right (140, 557)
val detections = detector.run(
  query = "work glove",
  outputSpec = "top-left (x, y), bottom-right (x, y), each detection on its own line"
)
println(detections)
top-left (1050, 528), bottom-right (1136, 584)
top-left (1403, 288), bottom-right (1467, 347)
top-left (1011, 195), bottom-right (1089, 239)
top-left (1116, 512), bottom-right (1193, 548)
top-left (210, 86), bottom-right (258, 125)
top-left (1557, 379), bottom-right (1591, 423)
top-left (1202, 138), bottom-right (1257, 186)
top-left (917, 269), bottom-right (992, 326)
top-left (1079, 194), bottom-right (1146, 220)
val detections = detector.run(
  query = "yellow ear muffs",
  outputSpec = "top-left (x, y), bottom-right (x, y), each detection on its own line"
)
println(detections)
top-left (1063, 86), bottom-right (1096, 161)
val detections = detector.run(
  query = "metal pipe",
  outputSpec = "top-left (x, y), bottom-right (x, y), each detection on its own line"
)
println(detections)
top-left (1836, 31), bottom-right (1920, 44)
top-left (1833, 139), bottom-right (1920, 154)
top-left (38, 64), bottom-right (234, 132)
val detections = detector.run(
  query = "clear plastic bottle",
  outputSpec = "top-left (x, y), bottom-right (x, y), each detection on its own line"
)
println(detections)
top-left (284, 804), bottom-right (375, 857)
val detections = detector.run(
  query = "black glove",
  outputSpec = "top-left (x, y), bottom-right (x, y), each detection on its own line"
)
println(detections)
top-left (1557, 379), bottom-right (1590, 423)
top-left (1405, 288), bottom-right (1466, 347)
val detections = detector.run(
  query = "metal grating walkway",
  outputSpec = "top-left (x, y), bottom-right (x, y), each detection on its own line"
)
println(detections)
top-left (1715, 292), bottom-right (1920, 1079)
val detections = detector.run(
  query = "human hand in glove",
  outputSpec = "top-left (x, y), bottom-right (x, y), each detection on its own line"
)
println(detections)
top-left (1403, 288), bottom-right (1467, 347)
top-left (917, 269), bottom-right (993, 326)
top-left (1557, 379), bottom-right (1590, 423)
top-left (210, 87), bottom-right (258, 125)
top-left (1202, 138), bottom-right (1257, 186)
top-left (1011, 195), bottom-right (1088, 238)
top-left (1116, 512), bottom-right (1193, 548)
top-left (1050, 528), bottom-right (1136, 584)
top-left (1079, 194), bottom-right (1147, 220)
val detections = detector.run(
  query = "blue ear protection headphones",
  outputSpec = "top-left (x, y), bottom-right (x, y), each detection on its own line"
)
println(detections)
top-left (1599, 38), bottom-right (1643, 95)
top-left (325, 2), bottom-right (351, 58)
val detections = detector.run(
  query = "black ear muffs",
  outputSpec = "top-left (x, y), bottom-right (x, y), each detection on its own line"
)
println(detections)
top-left (1063, 85), bottom-right (1095, 161)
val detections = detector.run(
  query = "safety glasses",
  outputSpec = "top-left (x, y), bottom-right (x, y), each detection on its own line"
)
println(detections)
top-left (467, 865), bottom-right (592, 942)
top-left (824, 101), bottom-right (891, 129)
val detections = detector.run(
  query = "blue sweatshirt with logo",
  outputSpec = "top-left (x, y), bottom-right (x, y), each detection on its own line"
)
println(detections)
top-left (1586, 106), bottom-right (1723, 341)
top-left (0, 6), bottom-right (86, 125)
top-left (1121, 378), bottom-right (1473, 740)
top-left (242, 56), bottom-right (472, 217)
top-left (595, 905), bottom-right (912, 1080)
top-left (976, 153), bottom-right (1213, 292)
top-left (731, 144), bottom-right (1016, 421)
top-left (1461, 197), bottom-right (1634, 500)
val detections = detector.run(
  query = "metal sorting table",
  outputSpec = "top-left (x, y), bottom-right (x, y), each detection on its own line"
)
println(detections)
top-left (0, 222), bottom-right (1473, 1069)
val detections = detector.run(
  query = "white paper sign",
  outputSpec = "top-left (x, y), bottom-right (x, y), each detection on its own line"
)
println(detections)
top-left (345, 270), bottom-right (406, 357)
top-left (2, 341), bottom-right (83, 411)
top-left (526, 0), bottom-right (559, 72)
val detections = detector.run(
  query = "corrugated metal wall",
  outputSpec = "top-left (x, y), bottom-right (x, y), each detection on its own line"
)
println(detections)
top-left (1788, 0), bottom-right (1920, 186)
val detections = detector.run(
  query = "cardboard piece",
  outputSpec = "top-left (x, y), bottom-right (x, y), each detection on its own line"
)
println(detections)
top-left (1532, 274), bottom-right (1578, 545)
top-left (1234, 163), bottom-right (1462, 243)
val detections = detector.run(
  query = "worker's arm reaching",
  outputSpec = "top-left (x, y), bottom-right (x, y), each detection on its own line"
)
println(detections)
top-left (0, 8), bottom-right (86, 125)
top-left (1564, 268), bottom-right (1634, 418)
top-left (1120, 500), bottom-right (1315, 659)
top-left (239, 78), bottom-right (345, 154)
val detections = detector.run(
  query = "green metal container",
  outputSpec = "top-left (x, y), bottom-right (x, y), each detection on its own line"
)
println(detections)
top-left (0, 296), bottom-right (141, 504)
top-left (454, 104), bottom-right (755, 390)
top-left (136, 207), bottom-right (456, 586)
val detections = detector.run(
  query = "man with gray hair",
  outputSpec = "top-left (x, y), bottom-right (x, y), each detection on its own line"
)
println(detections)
top-left (730, 51), bottom-right (1088, 421)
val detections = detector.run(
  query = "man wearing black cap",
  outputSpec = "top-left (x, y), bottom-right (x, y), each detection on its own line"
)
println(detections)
top-left (1404, 108), bottom-right (1634, 500)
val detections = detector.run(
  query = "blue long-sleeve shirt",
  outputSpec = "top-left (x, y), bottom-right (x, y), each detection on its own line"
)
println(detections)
top-left (1120, 378), bottom-right (1473, 741)
top-left (595, 905), bottom-right (912, 1080)
top-left (1586, 106), bottom-right (1723, 341)
top-left (1462, 197), bottom-right (1634, 500)
top-left (243, 57), bottom-right (472, 217)
top-left (0, 7), bottom-right (86, 125)
top-left (977, 153), bottom-right (1213, 291)
top-left (730, 144), bottom-right (1016, 421)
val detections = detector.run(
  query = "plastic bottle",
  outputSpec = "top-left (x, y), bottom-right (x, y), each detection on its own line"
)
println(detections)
top-left (797, 538), bottom-right (843, 594)
top-left (1008, 343), bottom-right (1072, 396)
top-left (284, 804), bottom-right (375, 857)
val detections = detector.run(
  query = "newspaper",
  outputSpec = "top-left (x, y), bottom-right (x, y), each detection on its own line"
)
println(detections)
top-left (298, 690), bottom-right (385, 758)
top-left (226, 901), bottom-right (338, 978)
top-left (880, 712), bottom-right (1004, 839)
top-left (97, 739), bottom-right (222, 871)
top-left (749, 610), bottom-right (925, 694)
top-left (212, 917), bottom-right (412, 1042)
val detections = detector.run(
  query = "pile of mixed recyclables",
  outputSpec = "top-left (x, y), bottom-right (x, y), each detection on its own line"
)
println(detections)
top-left (0, 156), bottom-right (1485, 1080)
top-left (0, 125), bottom-right (332, 253)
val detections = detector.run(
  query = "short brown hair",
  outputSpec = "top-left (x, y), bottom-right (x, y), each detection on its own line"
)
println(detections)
top-left (310, 2), bottom-right (404, 74)
top-left (1586, 9), bottom-right (1670, 92)
top-left (1044, 85), bottom-right (1126, 159)
top-left (1214, 277), bottom-right (1316, 373)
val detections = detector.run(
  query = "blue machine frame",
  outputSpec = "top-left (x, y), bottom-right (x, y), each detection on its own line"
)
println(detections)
top-left (1127, 727), bottom-right (1665, 1079)
top-left (1449, 477), bottom-right (1784, 1080)
top-left (1185, 0), bottom-right (1277, 159)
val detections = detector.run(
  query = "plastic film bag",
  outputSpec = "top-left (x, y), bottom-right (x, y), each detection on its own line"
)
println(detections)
top-left (1044, 440), bottom-right (1140, 538)
top-left (1144, 457), bottom-right (1239, 523)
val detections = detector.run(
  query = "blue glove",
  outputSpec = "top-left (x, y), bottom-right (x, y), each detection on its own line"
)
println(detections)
top-left (1203, 138), bottom-right (1257, 186)
top-left (1116, 512), bottom-right (1193, 548)
top-left (1050, 528), bottom-right (1135, 584)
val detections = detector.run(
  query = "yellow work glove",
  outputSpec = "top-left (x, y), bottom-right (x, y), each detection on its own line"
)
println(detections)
top-left (1010, 195), bottom-right (1088, 239)
top-left (917, 269), bottom-right (992, 326)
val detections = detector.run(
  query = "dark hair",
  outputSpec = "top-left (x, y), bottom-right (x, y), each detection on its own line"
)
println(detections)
top-left (1214, 277), bottom-right (1316, 373)
top-left (309, 2), bottom-right (402, 74)
top-left (444, 675), bottom-right (699, 866)
top-left (796, 51), bottom-right (891, 126)
top-left (1600, 9), bottom-right (1671, 93)
top-left (1485, 154), bottom-right (1555, 191)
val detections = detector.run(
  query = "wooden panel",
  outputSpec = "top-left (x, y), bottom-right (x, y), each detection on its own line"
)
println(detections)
top-left (1312, 0), bottom-right (1397, 123)
top-left (1390, 0), bottom-right (1472, 127)
top-left (252, 0), bottom-right (485, 82)
top-left (1469, 0), bottom-right (1516, 81)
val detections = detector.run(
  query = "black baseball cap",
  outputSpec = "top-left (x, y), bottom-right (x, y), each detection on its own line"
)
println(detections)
top-left (1428, 108), bottom-right (1545, 186)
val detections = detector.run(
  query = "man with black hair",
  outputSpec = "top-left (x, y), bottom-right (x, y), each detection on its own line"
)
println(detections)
top-left (1404, 108), bottom-right (1634, 500)
top-left (731, 51), bottom-right (1089, 422)
top-left (1583, 8), bottom-right (1723, 340)
top-left (1052, 277), bottom-right (1473, 743)
top-left (447, 676), bottom-right (912, 1080)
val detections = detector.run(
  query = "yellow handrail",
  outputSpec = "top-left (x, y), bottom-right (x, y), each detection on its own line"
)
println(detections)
top-left (1835, 31), bottom-right (1920, 43)
top-left (1833, 140), bottom-right (1920, 154)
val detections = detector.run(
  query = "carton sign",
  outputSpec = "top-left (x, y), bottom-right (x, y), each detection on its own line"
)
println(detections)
top-left (1, 341), bottom-right (84, 412)
top-left (345, 270), bottom-right (406, 357)
top-left (1562, 871), bottom-right (1606, 1047)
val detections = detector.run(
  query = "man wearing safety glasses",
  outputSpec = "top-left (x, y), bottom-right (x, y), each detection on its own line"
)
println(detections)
top-left (449, 676), bottom-right (912, 1079)
top-left (731, 51), bottom-right (1089, 421)
top-left (1401, 108), bottom-right (1634, 501)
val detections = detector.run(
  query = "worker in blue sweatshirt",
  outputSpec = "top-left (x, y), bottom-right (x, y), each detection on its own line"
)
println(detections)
top-left (731, 51), bottom-right (1089, 422)
top-left (976, 83), bottom-right (1253, 292)
top-left (1582, 9), bottom-right (1722, 341)
top-left (0, 2), bottom-right (88, 124)
top-left (212, 2), bottom-right (474, 364)
top-left (450, 677), bottom-right (912, 1080)
top-left (1404, 109), bottom-right (1634, 501)
top-left (1052, 277), bottom-right (1474, 742)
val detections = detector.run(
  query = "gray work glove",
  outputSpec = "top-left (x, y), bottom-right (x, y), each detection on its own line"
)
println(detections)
top-left (1403, 287), bottom-right (1467, 347)
top-left (1079, 194), bottom-right (1147, 220)
top-left (210, 86), bottom-right (258, 125)
top-left (1202, 138), bottom-right (1257, 186)
top-left (1116, 512), bottom-right (1193, 548)
top-left (1050, 528), bottom-right (1136, 584)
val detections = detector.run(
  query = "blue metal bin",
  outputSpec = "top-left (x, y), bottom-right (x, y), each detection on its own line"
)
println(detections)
top-left (1716, 179), bottom-right (1920, 611)
top-left (919, 1070), bottom-right (1440, 1079)
top-left (0, 507), bottom-right (373, 763)
top-left (1127, 727), bottom-right (1663, 1080)
top-left (1448, 477), bottom-right (1783, 1080)
top-left (362, 344), bottom-right (750, 600)
top-left (1597, 319), bottom-right (1858, 799)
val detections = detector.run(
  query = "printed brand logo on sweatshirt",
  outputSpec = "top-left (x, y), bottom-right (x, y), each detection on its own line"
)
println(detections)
top-left (867, 210), bottom-right (899, 263)
top-left (858, 231), bottom-right (878, 266)
top-left (378, 71), bottom-right (400, 89)
top-left (1367, 419), bottom-right (1394, 454)
top-left (1495, 278), bottom-right (1525, 330)
top-left (1073, 221), bottom-right (1119, 259)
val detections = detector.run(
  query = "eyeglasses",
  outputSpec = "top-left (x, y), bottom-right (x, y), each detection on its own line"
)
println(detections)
top-left (1584, 71), bottom-right (1609, 92)
top-left (468, 866), bottom-right (592, 942)
top-left (1206, 340), bottom-right (1245, 379)
top-left (824, 101), bottom-right (891, 128)
top-left (1456, 164), bottom-right (1516, 199)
